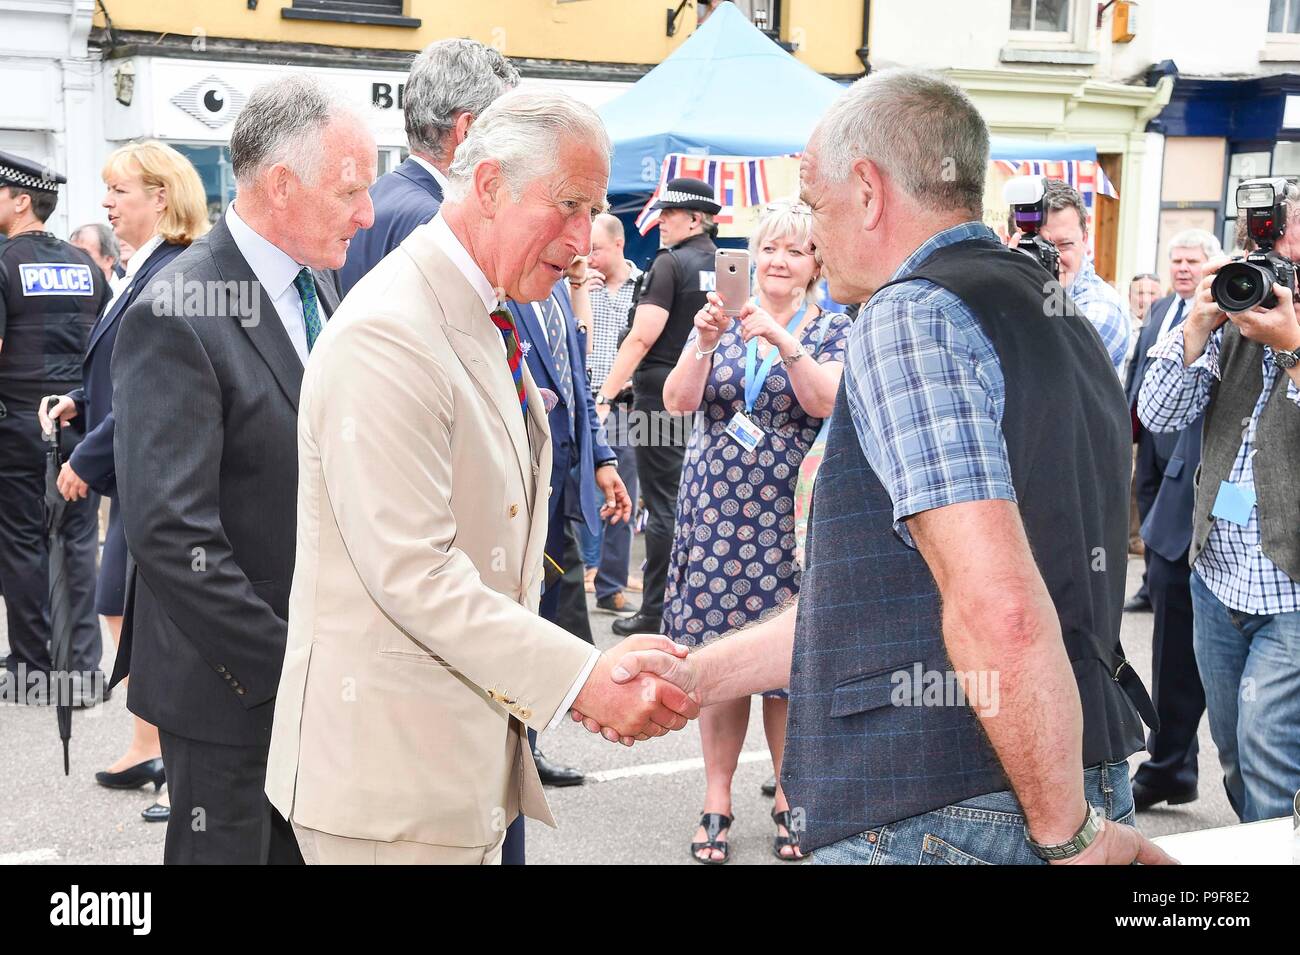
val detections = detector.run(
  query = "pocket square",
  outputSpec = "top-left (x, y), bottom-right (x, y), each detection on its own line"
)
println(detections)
top-left (538, 387), bottom-right (559, 413)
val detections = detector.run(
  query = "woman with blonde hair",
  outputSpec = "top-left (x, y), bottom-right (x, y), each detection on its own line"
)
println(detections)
top-left (662, 198), bottom-right (851, 862)
top-left (41, 140), bottom-right (209, 822)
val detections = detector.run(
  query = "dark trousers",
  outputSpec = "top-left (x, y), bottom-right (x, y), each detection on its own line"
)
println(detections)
top-left (1132, 547), bottom-right (1205, 794)
top-left (158, 729), bottom-right (303, 865)
top-left (1132, 431), bottom-right (1162, 600)
top-left (0, 387), bottom-right (101, 674)
top-left (633, 413), bottom-right (687, 625)
top-left (540, 514), bottom-right (594, 644)
top-left (594, 404), bottom-right (639, 600)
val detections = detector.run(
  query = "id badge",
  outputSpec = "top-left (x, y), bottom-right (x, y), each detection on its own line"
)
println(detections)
top-left (1211, 481), bottom-right (1256, 526)
top-left (725, 411), bottom-right (764, 452)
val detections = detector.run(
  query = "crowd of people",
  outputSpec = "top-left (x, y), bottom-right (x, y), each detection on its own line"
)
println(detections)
top-left (1, 36), bottom-right (1297, 866)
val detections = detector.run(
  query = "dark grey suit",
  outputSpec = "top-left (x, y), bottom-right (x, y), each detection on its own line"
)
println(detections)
top-left (110, 214), bottom-right (338, 864)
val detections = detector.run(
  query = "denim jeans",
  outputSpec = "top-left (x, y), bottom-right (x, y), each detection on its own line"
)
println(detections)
top-left (1190, 570), bottom-right (1300, 822)
top-left (812, 761), bottom-right (1136, 865)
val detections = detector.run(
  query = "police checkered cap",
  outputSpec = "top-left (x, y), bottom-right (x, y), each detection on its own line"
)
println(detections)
top-left (650, 176), bottom-right (721, 214)
top-left (0, 151), bottom-right (63, 194)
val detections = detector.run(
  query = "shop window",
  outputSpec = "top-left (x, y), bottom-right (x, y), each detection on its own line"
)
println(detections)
top-left (172, 144), bottom-right (236, 223)
top-left (1270, 0), bottom-right (1300, 33)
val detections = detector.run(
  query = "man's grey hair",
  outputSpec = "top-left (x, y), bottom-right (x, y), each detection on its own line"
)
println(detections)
top-left (444, 89), bottom-right (611, 204)
top-left (815, 68), bottom-right (989, 215)
top-left (1167, 228), bottom-right (1223, 261)
top-left (230, 74), bottom-right (366, 187)
top-left (1043, 179), bottom-right (1089, 234)
top-left (405, 39), bottom-right (519, 157)
top-left (72, 222), bottom-right (119, 267)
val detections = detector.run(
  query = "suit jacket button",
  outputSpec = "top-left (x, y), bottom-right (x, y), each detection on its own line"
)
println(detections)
top-left (509, 504), bottom-right (519, 517)
top-left (216, 665), bottom-right (227, 674)
top-left (222, 672), bottom-right (232, 681)
top-left (519, 708), bottom-right (532, 721)
top-left (235, 687), bottom-right (246, 696)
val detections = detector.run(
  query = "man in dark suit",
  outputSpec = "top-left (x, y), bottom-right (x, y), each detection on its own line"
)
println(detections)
top-left (1124, 229), bottom-right (1220, 809)
top-left (1124, 232), bottom-right (1220, 612)
top-left (509, 282), bottom-right (629, 795)
top-left (110, 76), bottom-right (374, 864)
top-left (335, 38), bottom-right (518, 296)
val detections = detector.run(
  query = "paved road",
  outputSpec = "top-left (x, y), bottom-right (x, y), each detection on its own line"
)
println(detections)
top-left (0, 552), bottom-right (1235, 865)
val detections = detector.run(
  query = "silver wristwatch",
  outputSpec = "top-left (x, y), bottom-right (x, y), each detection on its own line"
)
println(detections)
top-left (1272, 346), bottom-right (1300, 370)
top-left (1025, 803), bottom-right (1104, 861)
top-left (781, 344), bottom-right (808, 367)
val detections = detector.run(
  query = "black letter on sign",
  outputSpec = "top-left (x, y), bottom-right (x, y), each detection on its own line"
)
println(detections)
top-left (372, 83), bottom-right (393, 109)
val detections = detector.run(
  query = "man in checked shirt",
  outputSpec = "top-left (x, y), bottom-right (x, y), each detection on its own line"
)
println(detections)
top-left (1138, 185), bottom-right (1300, 823)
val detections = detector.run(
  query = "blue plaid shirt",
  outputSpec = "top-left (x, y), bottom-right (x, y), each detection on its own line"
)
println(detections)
top-left (1067, 258), bottom-right (1132, 375)
top-left (844, 221), bottom-right (1016, 546)
top-left (1137, 325), bottom-right (1300, 615)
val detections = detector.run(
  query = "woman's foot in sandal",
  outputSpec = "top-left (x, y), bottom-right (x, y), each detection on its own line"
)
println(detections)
top-left (771, 808), bottom-right (805, 861)
top-left (690, 811), bottom-right (733, 864)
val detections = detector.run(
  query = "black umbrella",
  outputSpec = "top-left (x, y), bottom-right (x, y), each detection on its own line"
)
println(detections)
top-left (42, 422), bottom-right (73, 775)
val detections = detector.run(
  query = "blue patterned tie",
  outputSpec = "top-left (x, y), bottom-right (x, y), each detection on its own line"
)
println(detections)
top-left (543, 296), bottom-right (574, 429)
top-left (294, 268), bottom-right (322, 352)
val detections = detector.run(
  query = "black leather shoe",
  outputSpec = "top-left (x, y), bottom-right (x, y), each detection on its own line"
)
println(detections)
top-left (595, 592), bottom-right (639, 616)
top-left (141, 802), bottom-right (170, 823)
top-left (1123, 594), bottom-right (1152, 613)
top-left (95, 757), bottom-right (166, 792)
top-left (1132, 779), bottom-right (1197, 810)
top-left (611, 613), bottom-right (663, 637)
top-left (533, 749), bottom-right (584, 787)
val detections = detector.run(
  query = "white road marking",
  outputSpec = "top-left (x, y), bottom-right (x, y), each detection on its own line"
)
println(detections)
top-left (586, 750), bottom-right (770, 783)
top-left (0, 847), bottom-right (59, 864)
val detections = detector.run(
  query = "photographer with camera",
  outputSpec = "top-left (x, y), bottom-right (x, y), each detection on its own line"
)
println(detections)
top-left (1039, 181), bottom-right (1132, 375)
top-left (1137, 176), bottom-right (1300, 823)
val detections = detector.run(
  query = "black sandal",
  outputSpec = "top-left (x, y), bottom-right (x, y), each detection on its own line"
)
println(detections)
top-left (771, 809), bottom-right (804, 861)
top-left (690, 812), bottom-right (733, 865)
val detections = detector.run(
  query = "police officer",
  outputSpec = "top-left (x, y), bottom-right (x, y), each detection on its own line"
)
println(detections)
top-left (594, 177), bottom-right (720, 637)
top-left (0, 151), bottom-right (108, 705)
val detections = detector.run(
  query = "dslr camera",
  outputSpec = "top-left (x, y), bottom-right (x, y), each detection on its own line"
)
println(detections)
top-left (1212, 176), bottom-right (1297, 312)
top-left (1003, 176), bottom-right (1061, 281)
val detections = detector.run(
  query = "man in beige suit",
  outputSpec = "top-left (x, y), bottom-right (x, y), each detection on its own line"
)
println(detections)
top-left (265, 90), bottom-right (700, 865)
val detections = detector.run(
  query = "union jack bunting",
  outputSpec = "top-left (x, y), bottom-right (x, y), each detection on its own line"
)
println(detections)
top-left (635, 153), bottom-right (786, 235)
top-left (994, 159), bottom-right (1119, 257)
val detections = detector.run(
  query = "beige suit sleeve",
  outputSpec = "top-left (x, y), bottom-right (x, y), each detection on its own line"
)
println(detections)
top-left (306, 312), bottom-right (595, 731)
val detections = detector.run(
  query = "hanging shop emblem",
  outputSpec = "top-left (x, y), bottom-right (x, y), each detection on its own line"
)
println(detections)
top-left (170, 76), bottom-right (248, 130)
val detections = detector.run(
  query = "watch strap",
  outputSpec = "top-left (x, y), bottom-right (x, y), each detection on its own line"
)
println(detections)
top-left (1025, 804), bottom-right (1104, 861)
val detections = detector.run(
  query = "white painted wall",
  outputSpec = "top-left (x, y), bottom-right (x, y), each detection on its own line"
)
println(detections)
top-left (1106, 0), bottom-right (1274, 81)
top-left (0, 0), bottom-right (101, 236)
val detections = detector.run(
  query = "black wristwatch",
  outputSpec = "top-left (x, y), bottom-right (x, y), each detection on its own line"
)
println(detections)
top-left (1271, 346), bottom-right (1300, 370)
top-left (596, 458), bottom-right (618, 470)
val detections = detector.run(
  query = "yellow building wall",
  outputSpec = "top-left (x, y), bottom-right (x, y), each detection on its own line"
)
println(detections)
top-left (94, 0), bottom-right (866, 74)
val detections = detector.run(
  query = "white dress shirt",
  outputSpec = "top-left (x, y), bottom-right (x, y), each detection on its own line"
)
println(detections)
top-left (105, 233), bottom-right (164, 314)
top-left (1157, 295), bottom-right (1193, 342)
top-left (425, 212), bottom-right (600, 730)
top-left (225, 202), bottom-right (311, 365)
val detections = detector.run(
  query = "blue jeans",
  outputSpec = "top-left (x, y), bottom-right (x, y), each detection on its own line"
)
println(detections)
top-left (1190, 570), bottom-right (1300, 822)
top-left (813, 761), bottom-right (1135, 865)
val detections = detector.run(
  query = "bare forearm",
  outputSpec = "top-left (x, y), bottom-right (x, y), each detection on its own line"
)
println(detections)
top-left (599, 336), bottom-right (649, 399)
top-left (783, 352), bottom-right (841, 419)
top-left (693, 603), bottom-right (797, 705)
top-left (942, 587), bottom-right (1086, 843)
top-left (663, 342), bottom-right (713, 413)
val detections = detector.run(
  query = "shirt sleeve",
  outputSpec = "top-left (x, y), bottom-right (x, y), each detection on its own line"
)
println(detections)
top-left (1137, 325), bottom-right (1218, 433)
top-left (844, 289), bottom-right (1016, 545)
top-left (1084, 297), bottom-right (1132, 374)
top-left (636, 254), bottom-right (678, 312)
top-left (545, 647), bottom-right (602, 731)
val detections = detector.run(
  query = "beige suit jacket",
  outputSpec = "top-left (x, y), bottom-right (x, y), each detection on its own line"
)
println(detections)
top-left (265, 223), bottom-right (596, 848)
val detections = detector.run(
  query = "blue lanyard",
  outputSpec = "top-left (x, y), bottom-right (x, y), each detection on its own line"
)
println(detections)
top-left (743, 303), bottom-right (807, 413)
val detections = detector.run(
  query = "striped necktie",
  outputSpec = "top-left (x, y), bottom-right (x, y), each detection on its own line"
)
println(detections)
top-left (294, 268), bottom-right (322, 352)
top-left (490, 307), bottom-right (528, 415)
top-left (542, 296), bottom-right (575, 430)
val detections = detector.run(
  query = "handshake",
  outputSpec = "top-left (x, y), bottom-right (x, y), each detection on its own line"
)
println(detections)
top-left (568, 636), bottom-right (704, 746)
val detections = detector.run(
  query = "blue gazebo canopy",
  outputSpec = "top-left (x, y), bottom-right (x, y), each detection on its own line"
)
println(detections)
top-left (600, 2), bottom-right (1096, 195)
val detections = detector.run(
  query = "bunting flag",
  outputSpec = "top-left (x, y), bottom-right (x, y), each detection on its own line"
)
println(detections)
top-left (634, 153), bottom-right (792, 236)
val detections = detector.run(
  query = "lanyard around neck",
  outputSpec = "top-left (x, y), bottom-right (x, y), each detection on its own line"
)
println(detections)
top-left (744, 303), bottom-right (807, 413)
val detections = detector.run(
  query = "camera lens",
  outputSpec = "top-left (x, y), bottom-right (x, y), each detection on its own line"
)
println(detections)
top-left (1212, 261), bottom-right (1272, 312)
